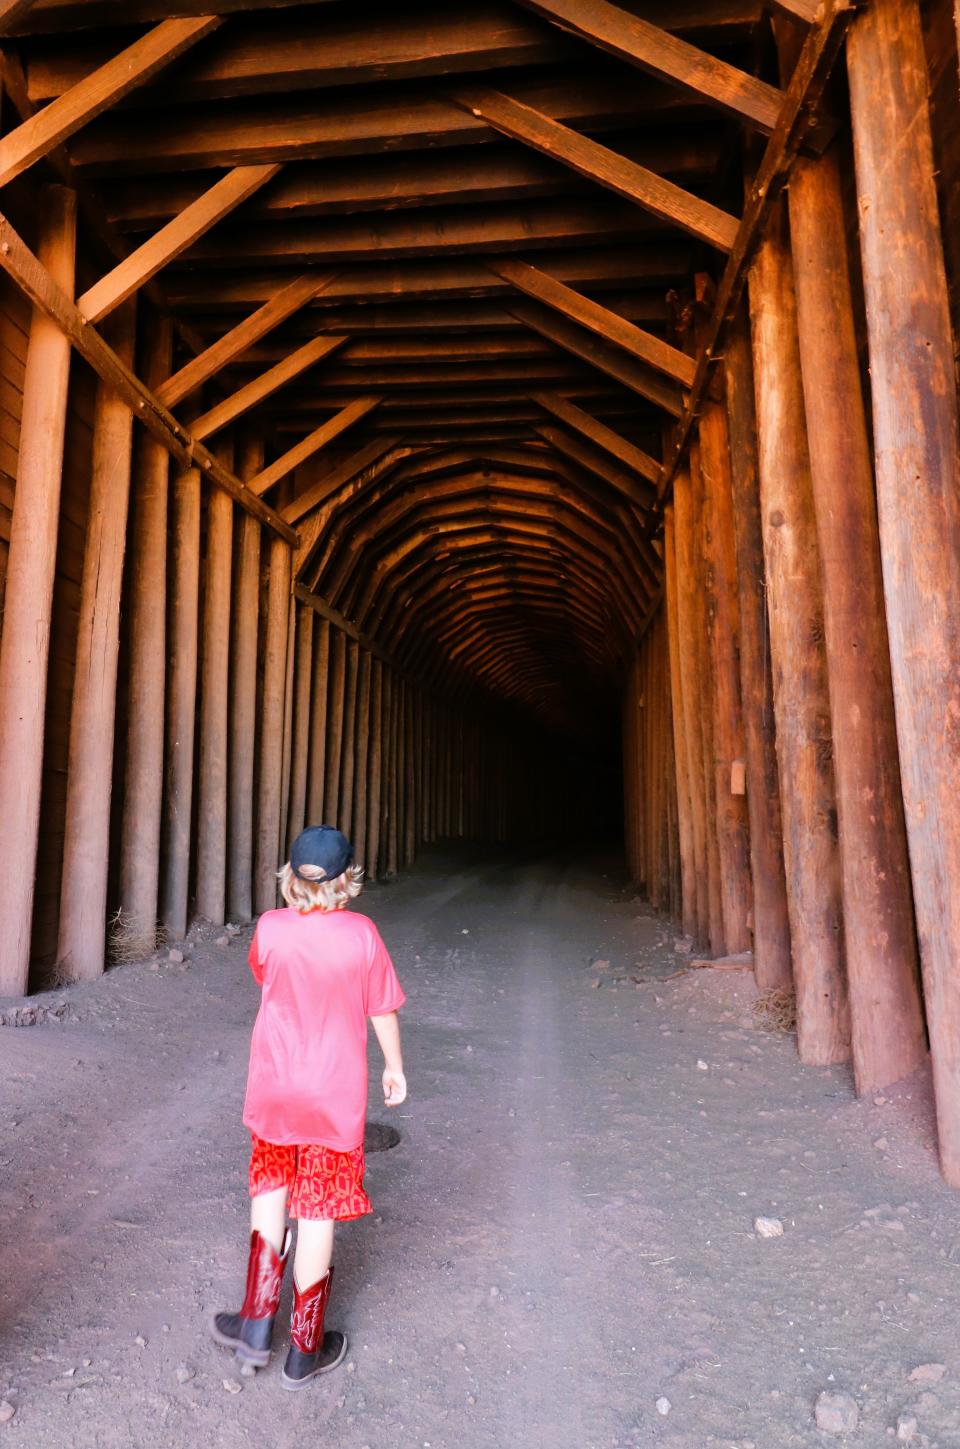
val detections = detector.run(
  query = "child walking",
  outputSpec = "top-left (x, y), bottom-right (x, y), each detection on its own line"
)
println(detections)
top-left (211, 825), bottom-right (407, 1390)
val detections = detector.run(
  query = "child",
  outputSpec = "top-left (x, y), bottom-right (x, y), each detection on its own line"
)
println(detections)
top-left (211, 825), bottom-right (406, 1390)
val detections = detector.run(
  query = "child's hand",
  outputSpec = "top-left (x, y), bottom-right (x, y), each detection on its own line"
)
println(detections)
top-left (382, 1068), bottom-right (407, 1106)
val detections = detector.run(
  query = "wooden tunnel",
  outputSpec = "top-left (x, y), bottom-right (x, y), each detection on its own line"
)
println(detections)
top-left (0, 0), bottom-right (959, 1182)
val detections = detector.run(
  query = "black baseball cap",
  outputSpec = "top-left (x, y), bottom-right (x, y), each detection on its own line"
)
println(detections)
top-left (290, 825), bottom-right (354, 882)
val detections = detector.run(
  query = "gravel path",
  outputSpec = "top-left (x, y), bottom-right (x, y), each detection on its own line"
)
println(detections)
top-left (1, 847), bottom-right (958, 1447)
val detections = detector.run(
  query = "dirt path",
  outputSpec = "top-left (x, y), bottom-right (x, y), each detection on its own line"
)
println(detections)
top-left (2, 848), bottom-right (959, 1448)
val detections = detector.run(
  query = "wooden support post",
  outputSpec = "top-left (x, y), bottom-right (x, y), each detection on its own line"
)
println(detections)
top-left (254, 536), bottom-right (292, 912)
top-left (279, 595), bottom-right (296, 854)
top-left (352, 649), bottom-right (373, 864)
top-left (787, 130), bottom-right (926, 1093)
top-left (670, 464), bottom-right (709, 946)
top-left (56, 299), bottom-right (136, 982)
top-left (118, 317), bottom-right (172, 956)
top-left (663, 504), bottom-right (696, 938)
top-left (0, 185), bottom-right (75, 996)
top-left (195, 441), bottom-right (234, 925)
top-left (306, 619), bottom-right (330, 824)
top-left (367, 659), bottom-right (384, 880)
top-left (724, 307), bottom-right (792, 990)
top-left (692, 441), bottom-right (724, 953)
top-left (324, 628), bottom-right (347, 831)
top-left (388, 671), bottom-right (402, 877)
top-left (406, 687), bottom-right (418, 866)
top-left (748, 198), bottom-right (849, 1066)
top-left (287, 603), bottom-right (314, 847)
top-left (227, 433), bottom-right (262, 922)
top-left (339, 640), bottom-right (360, 837)
top-left (162, 458), bottom-right (202, 940)
top-left (848, 0), bottom-right (960, 1171)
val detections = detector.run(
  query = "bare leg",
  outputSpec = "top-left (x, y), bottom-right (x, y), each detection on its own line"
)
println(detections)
top-left (293, 1217), bottom-right (335, 1287)
top-left (251, 1186), bottom-right (288, 1254)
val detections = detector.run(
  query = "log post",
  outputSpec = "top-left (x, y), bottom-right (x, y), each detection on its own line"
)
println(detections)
top-left (406, 686), bottom-right (419, 866)
top-left (56, 299), bottom-right (137, 981)
top-left (691, 440), bottom-right (724, 953)
top-left (161, 456), bottom-right (202, 940)
top-left (0, 185), bottom-right (75, 995)
top-left (748, 197), bottom-right (850, 1066)
top-left (848, 0), bottom-right (960, 1174)
top-left (339, 639), bottom-right (360, 836)
top-left (787, 128), bottom-right (926, 1093)
top-left (663, 503), bottom-right (697, 938)
top-left (254, 534), bottom-right (292, 912)
top-left (387, 670), bottom-right (401, 877)
top-left (352, 647), bottom-right (372, 863)
top-left (306, 618), bottom-right (330, 823)
top-left (279, 594), bottom-right (296, 853)
top-left (286, 602), bottom-right (314, 847)
top-left (117, 317), bottom-right (172, 957)
top-left (723, 307), bottom-right (792, 990)
top-left (195, 439), bottom-right (234, 925)
top-left (323, 627), bottom-right (347, 829)
top-left (367, 658), bottom-right (384, 879)
top-left (227, 432), bottom-right (262, 922)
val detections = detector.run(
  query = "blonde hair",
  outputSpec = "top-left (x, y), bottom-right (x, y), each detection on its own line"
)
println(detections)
top-left (278, 861), bottom-right (364, 914)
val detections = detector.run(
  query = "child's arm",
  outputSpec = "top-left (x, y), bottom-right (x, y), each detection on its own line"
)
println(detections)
top-left (370, 1012), bottom-right (406, 1106)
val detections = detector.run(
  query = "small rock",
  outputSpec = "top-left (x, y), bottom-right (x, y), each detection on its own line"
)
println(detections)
top-left (655, 1396), bottom-right (671, 1416)
top-left (225, 923), bottom-right (242, 936)
top-left (467, 1394), bottom-right (476, 1406)
top-left (874, 1096), bottom-right (888, 1106)
top-left (456, 1343), bottom-right (467, 1354)
top-left (592, 959), bottom-right (611, 971)
top-left (149, 961), bottom-right (161, 972)
top-left (134, 1335), bottom-right (147, 1347)
top-left (168, 949), bottom-right (185, 964)
top-left (346, 1362), bottom-right (356, 1374)
top-left (696, 1060), bottom-right (709, 1071)
top-left (82, 1359), bottom-right (91, 1368)
top-left (815, 1390), bottom-right (859, 1435)
top-left (590, 978), bottom-right (601, 989)
top-left (175, 1364), bottom-right (195, 1385)
top-left (754, 1216), bottom-right (784, 1238)
top-left (0, 1402), bottom-right (15, 1424)
top-left (908, 1363), bottom-right (945, 1383)
top-left (461, 929), bottom-right (470, 935)
top-left (874, 1137), bottom-right (890, 1151)
top-left (896, 1415), bottom-right (918, 1443)
top-left (222, 1378), bottom-right (241, 1394)
top-left (215, 934), bottom-right (230, 948)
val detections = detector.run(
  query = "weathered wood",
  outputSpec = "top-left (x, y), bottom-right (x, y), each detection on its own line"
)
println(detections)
top-left (287, 603), bottom-right (314, 847)
top-left (387, 669), bottom-right (401, 877)
top-left (748, 199), bottom-right (849, 1067)
top-left (254, 535), bottom-right (292, 911)
top-left (279, 593), bottom-right (296, 854)
top-left (723, 306), bottom-right (792, 990)
top-left (160, 457), bottom-right (202, 940)
top-left (532, 390), bottom-right (660, 486)
top-left (338, 639), bottom-right (360, 836)
top-left (352, 649), bottom-right (372, 865)
top-left (0, 0), bottom-right (40, 34)
top-left (691, 440), bottom-right (724, 953)
top-left (671, 462), bottom-right (709, 946)
top-left (306, 618), bottom-right (330, 822)
top-left (848, 0), bottom-right (960, 1173)
top-left (56, 299), bottom-right (136, 981)
top-left (78, 164), bottom-right (282, 324)
top-left (533, 423), bottom-right (657, 513)
top-left (0, 186), bottom-right (75, 996)
top-left (514, 0), bottom-right (782, 129)
top-left (663, 504), bottom-right (696, 938)
top-left (156, 271), bottom-right (337, 407)
top-left (195, 442), bottom-right (234, 925)
top-left (0, 16), bottom-right (221, 186)
top-left (192, 334), bottom-right (346, 440)
top-left (284, 436), bottom-right (404, 528)
top-left (323, 626), bottom-right (347, 829)
top-left (787, 125), bottom-right (926, 1094)
top-left (226, 433), bottom-right (262, 920)
top-left (491, 258), bottom-right (695, 388)
top-left (249, 397), bottom-right (382, 496)
top-left (451, 86), bottom-right (739, 250)
top-left (118, 317), bottom-right (172, 956)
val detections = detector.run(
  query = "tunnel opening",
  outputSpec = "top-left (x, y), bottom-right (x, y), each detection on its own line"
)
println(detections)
top-left (0, 0), bottom-right (959, 1191)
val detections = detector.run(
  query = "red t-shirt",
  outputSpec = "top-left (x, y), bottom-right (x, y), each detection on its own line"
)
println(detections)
top-left (242, 906), bottom-right (406, 1150)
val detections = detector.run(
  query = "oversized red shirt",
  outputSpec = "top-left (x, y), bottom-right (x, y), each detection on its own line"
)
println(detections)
top-left (242, 906), bottom-right (406, 1149)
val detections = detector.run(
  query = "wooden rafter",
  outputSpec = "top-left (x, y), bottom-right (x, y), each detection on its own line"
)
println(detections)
top-left (284, 436), bottom-right (403, 527)
top-left (449, 86), bottom-right (739, 252)
top-left (0, 206), bottom-right (296, 544)
top-left (0, 0), bottom-right (38, 34)
top-left (515, 0), bottom-right (783, 131)
top-left (0, 15), bottom-right (222, 187)
top-left (192, 334), bottom-right (347, 440)
top-left (78, 164), bottom-right (282, 323)
top-left (249, 397), bottom-right (382, 497)
top-left (532, 391), bottom-right (661, 485)
top-left (535, 422), bottom-right (659, 515)
top-left (490, 256), bottom-right (695, 389)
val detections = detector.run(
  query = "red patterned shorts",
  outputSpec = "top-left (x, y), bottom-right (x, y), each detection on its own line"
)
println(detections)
top-left (248, 1134), bottom-right (372, 1222)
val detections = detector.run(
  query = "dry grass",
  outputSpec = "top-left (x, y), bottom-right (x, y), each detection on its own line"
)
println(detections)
top-left (752, 986), bottom-right (797, 1034)
top-left (107, 910), bottom-right (159, 966)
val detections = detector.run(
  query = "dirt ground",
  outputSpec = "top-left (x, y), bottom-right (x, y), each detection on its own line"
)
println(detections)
top-left (1, 846), bottom-right (959, 1448)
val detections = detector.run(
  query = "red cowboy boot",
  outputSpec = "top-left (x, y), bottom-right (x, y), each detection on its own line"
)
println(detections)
top-left (210, 1228), bottom-right (291, 1368)
top-left (280, 1265), bottom-right (347, 1390)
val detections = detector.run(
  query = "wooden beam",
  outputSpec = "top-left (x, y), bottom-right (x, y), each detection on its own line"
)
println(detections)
top-left (283, 435), bottom-right (402, 526)
top-left (157, 270), bottom-right (336, 407)
top-left (449, 85), bottom-right (739, 251)
top-left (532, 391), bottom-right (660, 484)
top-left (0, 205), bottom-right (297, 543)
top-left (78, 164), bottom-right (281, 323)
top-left (249, 397), bottom-right (382, 497)
top-left (516, 0), bottom-right (782, 129)
top-left (0, 0), bottom-right (39, 34)
top-left (0, 16), bottom-right (221, 187)
top-left (490, 257), bottom-right (694, 389)
top-left (192, 334), bottom-right (346, 440)
top-left (659, 0), bottom-right (856, 499)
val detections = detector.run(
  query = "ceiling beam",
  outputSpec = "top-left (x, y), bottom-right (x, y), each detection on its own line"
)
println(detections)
top-left (0, 204), bottom-right (297, 544)
top-left (449, 85), bottom-right (739, 251)
top-left (515, 0), bottom-right (783, 131)
top-left (249, 397), bottom-right (382, 497)
top-left (489, 256), bottom-right (695, 388)
top-left (192, 334), bottom-right (347, 440)
top-left (532, 391), bottom-right (661, 485)
top-left (0, 15), bottom-right (222, 187)
top-left (77, 163), bottom-right (281, 323)
top-left (0, 0), bottom-right (39, 34)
